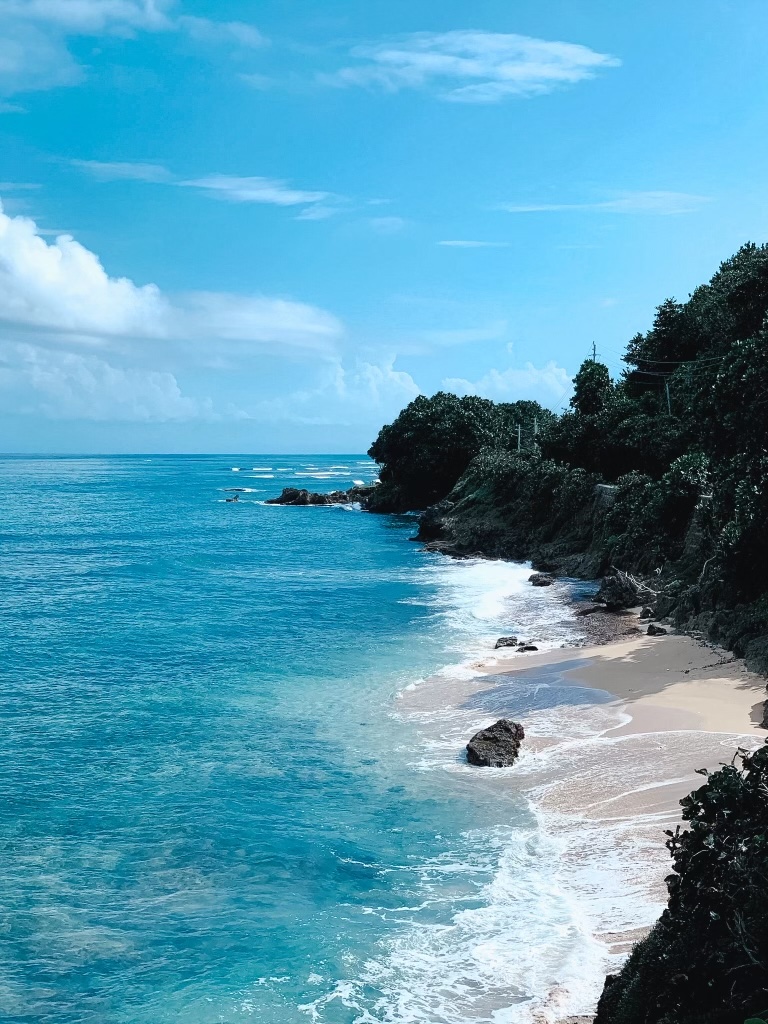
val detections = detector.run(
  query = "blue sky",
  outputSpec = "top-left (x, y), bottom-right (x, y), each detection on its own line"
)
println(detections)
top-left (1, 0), bottom-right (767, 453)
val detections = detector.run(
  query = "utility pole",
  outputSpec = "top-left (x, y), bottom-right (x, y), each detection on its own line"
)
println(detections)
top-left (665, 379), bottom-right (672, 415)
top-left (517, 424), bottom-right (522, 452)
top-left (592, 341), bottom-right (597, 361)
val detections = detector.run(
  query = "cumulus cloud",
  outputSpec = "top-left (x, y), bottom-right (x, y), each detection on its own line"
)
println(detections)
top-left (501, 191), bottom-right (711, 215)
top-left (0, 342), bottom-right (208, 421)
top-left (324, 30), bottom-right (619, 103)
top-left (0, 198), bottom-right (350, 422)
top-left (248, 357), bottom-right (421, 425)
top-left (443, 360), bottom-right (571, 407)
top-left (0, 0), bottom-right (265, 97)
top-left (0, 201), bottom-right (341, 355)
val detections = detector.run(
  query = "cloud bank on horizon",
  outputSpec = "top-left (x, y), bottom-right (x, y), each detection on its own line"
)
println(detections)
top-left (0, 0), bottom-right (758, 450)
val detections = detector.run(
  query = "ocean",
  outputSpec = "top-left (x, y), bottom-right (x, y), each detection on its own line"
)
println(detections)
top-left (0, 455), bottom-right (662, 1024)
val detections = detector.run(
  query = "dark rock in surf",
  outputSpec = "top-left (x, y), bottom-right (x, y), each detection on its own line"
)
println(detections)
top-left (266, 484), bottom-right (376, 507)
top-left (466, 719), bottom-right (525, 767)
top-left (517, 645), bottom-right (539, 652)
top-left (494, 636), bottom-right (519, 649)
top-left (529, 572), bottom-right (554, 587)
top-left (647, 623), bottom-right (668, 636)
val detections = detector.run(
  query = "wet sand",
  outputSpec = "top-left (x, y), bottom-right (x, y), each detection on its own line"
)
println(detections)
top-left (397, 620), bottom-right (767, 1022)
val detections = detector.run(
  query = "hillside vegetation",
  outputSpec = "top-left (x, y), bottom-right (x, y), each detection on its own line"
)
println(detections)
top-left (368, 242), bottom-right (768, 674)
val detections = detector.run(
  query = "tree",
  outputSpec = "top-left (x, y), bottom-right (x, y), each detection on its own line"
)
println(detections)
top-left (570, 359), bottom-right (613, 416)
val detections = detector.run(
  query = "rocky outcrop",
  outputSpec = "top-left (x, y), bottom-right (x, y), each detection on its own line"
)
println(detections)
top-left (647, 623), bottom-right (668, 636)
top-left (494, 636), bottom-right (519, 649)
top-left (266, 484), bottom-right (376, 506)
top-left (466, 719), bottom-right (525, 767)
top-left (529, 572), bottom-right (554, 587)
top-left (595, 569), bottom-right (654, 612)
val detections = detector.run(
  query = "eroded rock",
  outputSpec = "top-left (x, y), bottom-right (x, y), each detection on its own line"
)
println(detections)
top-left (529, 572), bottom-right (554, 587)
top-left (647, 624), bottom-right (668, 636)
top-left (466, 719), bottom-right (525, 767)
top-left (494, 636), bottom-right (519, 649)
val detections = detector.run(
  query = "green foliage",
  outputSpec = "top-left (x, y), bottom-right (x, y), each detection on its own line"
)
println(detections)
top-left (570, 358), bottom-right (614, 415)
top-left (366, 392), bottom-right (552, 512)
top-left (595, 743), bottom-right (768, 1024)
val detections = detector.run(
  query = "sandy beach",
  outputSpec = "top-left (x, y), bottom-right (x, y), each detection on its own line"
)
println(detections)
top-left (396, 618), bottom-right (768, 1022)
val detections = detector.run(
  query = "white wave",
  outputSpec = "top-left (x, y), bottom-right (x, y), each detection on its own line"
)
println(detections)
top-left (231, 467), bottom-right (240, 472)
top-left (251, 474), bottom-right (275, 479)
top-left (252, 466), bottom-right (273, 471)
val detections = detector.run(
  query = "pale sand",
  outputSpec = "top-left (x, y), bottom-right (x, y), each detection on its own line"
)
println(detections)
top-left (396, 623), bottom-right (767, 1022)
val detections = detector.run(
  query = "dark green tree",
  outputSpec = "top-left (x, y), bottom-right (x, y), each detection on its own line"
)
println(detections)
top-left (570, 359), bottom-right (613, 415)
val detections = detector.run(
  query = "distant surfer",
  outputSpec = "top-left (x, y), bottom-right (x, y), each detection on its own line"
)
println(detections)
top-left (225, 493), bottom-right (239, 503)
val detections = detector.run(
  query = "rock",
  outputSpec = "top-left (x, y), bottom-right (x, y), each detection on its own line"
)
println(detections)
top-left (574, 604), bottom-right (602, 617)
top-left (529, 572), bottom-right (554, 587)
top-left (761, 700), bottom-right (768, 730)
top-left (466, 719), bottom-right (525, 767)
top-left (266, 485), bottom-right (376, 507)
top-left (639, 606), bottom-right (654, 619)
top-left (517, 644), bottom-right (539, 652)
top-left (647, 624), bottom-right (668, 636)
top-left (595, 569), bottom-right (653, 612)
top-left (418, 500), bottom-right (455, 541)
top-left (494, 636), bottom-right (519, 649)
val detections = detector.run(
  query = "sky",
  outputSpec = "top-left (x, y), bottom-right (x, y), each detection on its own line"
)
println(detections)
top-left (1, 0), bottom-right (767, 453)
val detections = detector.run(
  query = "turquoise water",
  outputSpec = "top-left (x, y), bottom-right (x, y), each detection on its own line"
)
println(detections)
top-left (0, 455), bottom-right (610, 1024)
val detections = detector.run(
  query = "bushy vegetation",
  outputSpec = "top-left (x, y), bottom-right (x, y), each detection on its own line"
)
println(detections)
top-left (368, 243), bottom-right (768, 655)
top-left (595, 743), bottom-right (768, 1024)
top-left (366, 392), bottom-right (552, 512)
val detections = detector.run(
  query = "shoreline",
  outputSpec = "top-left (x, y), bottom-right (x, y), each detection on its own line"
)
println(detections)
top-left (396, 608), bottom-right (767, 1022)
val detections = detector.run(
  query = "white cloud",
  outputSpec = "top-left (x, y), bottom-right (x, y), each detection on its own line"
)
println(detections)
top-left (249, 357), bottom-right (421, 425)
top-left (443, 360), bottom-right (571, 407)
top-left (0, 198), bottom-right (347, 423)
top-left (0, 1), bottom-right (266, 97)
top-left (180, 174), bottom-right (333, 208)
top-left (0, 341), bottom-right (208, 421)
top-left (71, 159), bottom-right (173, 182)
top-left (177, 15), bottom-right (266, 48)
top-left (501, 191), bottom-right (711, 215)
top-left (0, 200), bottom-right (343, 356)
top-left (70, 162), bottom-right (343, 219)
top-left (325, 30), bottom-right (619, 103)
top-left (0, 0), bottom-right (175, 33)
top-left (439, 240), bottom-right (510, 248)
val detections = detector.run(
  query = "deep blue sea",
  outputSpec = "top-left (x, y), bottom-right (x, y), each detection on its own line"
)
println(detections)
top-left (0, 455), bottom-right (644, 1024)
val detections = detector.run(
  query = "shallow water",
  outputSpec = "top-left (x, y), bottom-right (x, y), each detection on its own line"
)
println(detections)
top-left (1, 454), bottom-right (651, 1023)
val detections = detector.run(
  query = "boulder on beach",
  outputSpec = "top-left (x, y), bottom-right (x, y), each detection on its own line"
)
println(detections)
top-left (647, 623), bottom-right (668, 636)
top-left (760, 699), bottom-right (768, 730)
top-left (529, 572), bottom-right (554, 587)
top-left (517, 644), bottom-right (539, 652)
top-left (494, 636), bottom-right (519, 649)
top-left (639, 606), bottom-right (654, 620)
top-left (466, 719), bottom-right (525, 767)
